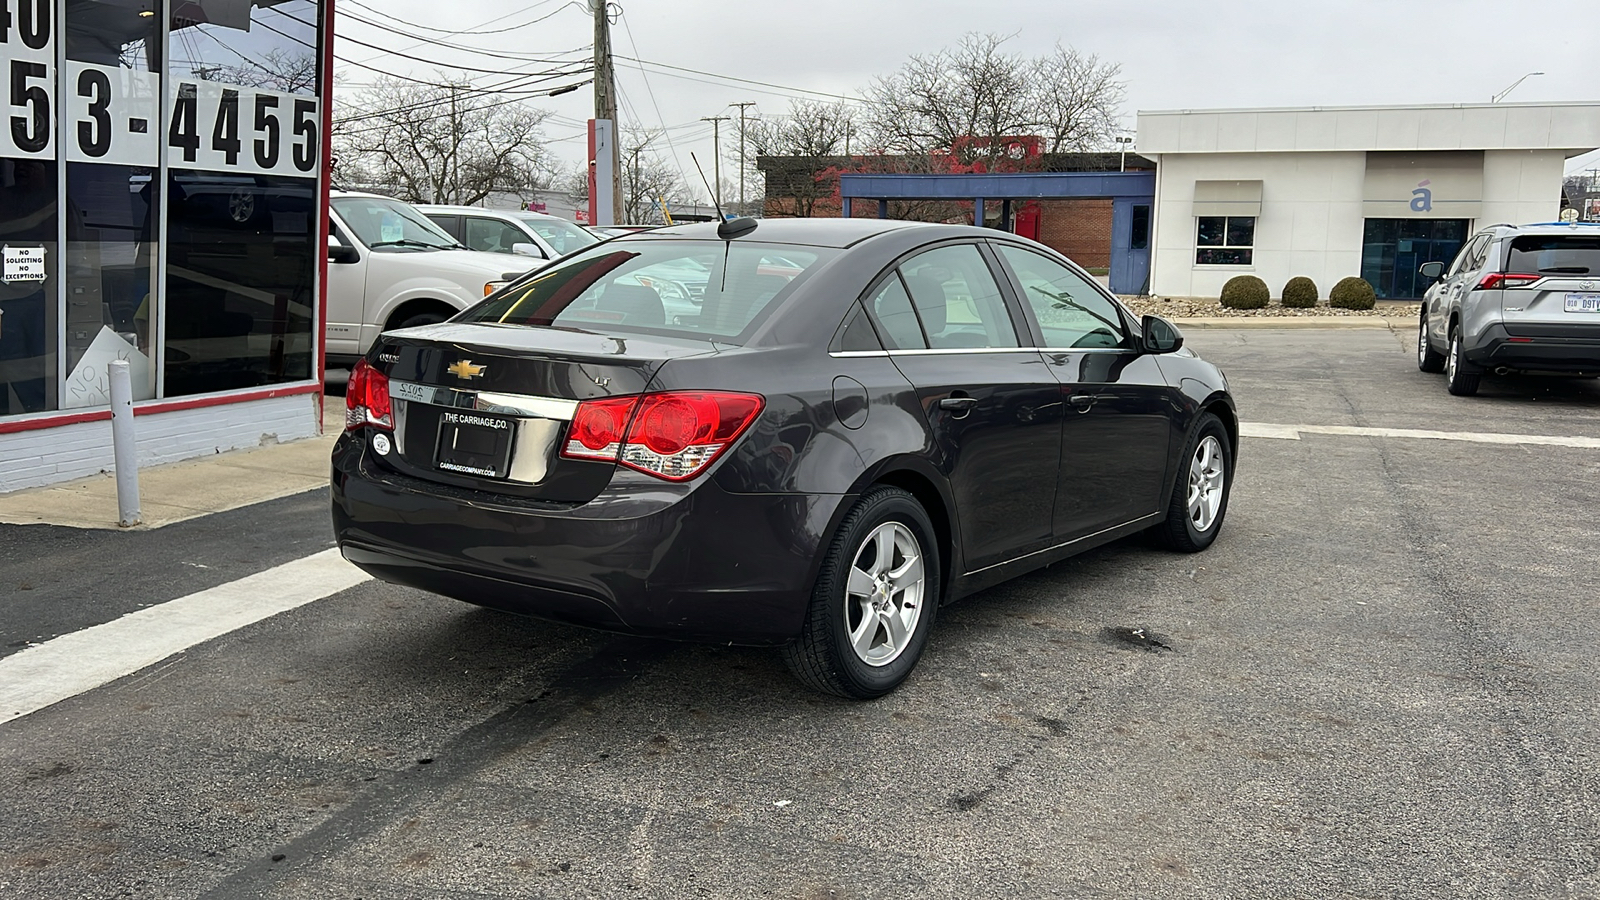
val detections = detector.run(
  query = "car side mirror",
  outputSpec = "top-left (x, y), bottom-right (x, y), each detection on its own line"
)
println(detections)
top-left (1418, 261), bottom-right (1445, 279)
top-left (510, 242), bottom-right (544, 258)
top-left (327, 234), bottom-right (359, 264)
top-left (1141, 315), bottom-right (1184, 354)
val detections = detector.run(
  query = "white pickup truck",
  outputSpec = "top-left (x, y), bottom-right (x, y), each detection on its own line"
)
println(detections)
top-left (324, 191), bottom-right (540, 367)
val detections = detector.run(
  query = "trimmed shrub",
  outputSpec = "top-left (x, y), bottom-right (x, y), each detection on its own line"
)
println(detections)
top-left (1329, 276), bottom-right (1377, 310)
top-left (1281, 276), bottom-right (1319, 308)
top-left (1219, 275), bottom-right (1270, 310)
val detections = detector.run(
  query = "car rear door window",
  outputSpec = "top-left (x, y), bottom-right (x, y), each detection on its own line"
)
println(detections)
top-left (1507, 235), bottom-right (1600, 275)
top-left (996, 244), bottom-right (1130, 349)
top-left (898, 244), bottom-right (1018, 349)
top-left (865, 274), bottom-right (927, 350)
top-left (465, 217), bottom-right (533, 255)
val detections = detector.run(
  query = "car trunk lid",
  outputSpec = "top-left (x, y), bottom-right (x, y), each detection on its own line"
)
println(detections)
top-left (369, 322), bottom-right (722, 503)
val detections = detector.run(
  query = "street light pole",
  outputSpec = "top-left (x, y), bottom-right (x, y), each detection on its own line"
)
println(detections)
top-left (1115, 135), bottom-right (1134, 172)
top-left (1491, 72), bottom-right (1544, 103)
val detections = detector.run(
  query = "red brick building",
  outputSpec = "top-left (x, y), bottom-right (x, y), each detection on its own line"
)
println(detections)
top-left (757, 153), bottom-right (1154, 270)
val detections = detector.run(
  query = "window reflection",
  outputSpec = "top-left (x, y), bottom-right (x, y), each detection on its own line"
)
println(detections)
top-left (163, 169), bottom-right (315, 396)
top-left (62, 163), bottom-right (159, 408)
top-left (0, 159), bottom-right (60, 415)
top-left (170, 0), bottom-right (320, 95)
top-left (66, 0), bottom-right (159, 69)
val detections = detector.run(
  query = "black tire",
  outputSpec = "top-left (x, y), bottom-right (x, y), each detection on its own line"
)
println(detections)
top-left (1445, 323), bottom-right (1481, 396)
top-left (393, 310), bottom-right (448, 331)
top-left (1150, 413), bottom-right (1232, 553)
top-left (1417, 310), bottom-right (1445, 373)
top-left (781, 487), bottom-right (940, 700)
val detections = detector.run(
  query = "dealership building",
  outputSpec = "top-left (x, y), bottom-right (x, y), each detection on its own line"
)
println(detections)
top-left (1, 0), bottom-right (330, 493)
top-left (1137, 102), bottom-right (1600, 300)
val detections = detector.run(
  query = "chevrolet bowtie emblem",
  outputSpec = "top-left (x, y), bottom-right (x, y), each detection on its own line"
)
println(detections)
top-left (447, 359), bottom-right (486, 380)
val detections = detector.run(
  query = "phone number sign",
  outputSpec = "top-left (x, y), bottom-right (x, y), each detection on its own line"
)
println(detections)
top-left (4, 0), bottom-right (319, 177)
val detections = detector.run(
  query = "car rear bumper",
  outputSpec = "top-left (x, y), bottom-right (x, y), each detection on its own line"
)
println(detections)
top-left (331, 430), bottom-right (843, 645)
top-left (1464, 324), bottom-right (1600, 373)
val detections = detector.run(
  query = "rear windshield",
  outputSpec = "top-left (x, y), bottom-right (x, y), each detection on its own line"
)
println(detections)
top-left (1506, 234), bottom-right (1600, 276)
top-left (459, 240), bottom-right (838, 343)
top-left (514, 214), bottom-right (600, 255)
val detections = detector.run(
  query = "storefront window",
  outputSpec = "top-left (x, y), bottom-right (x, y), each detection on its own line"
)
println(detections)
top-left (1360, 219), bottom-right (1468, 300)
top-left (61, 0), bottom-right (163, 408)
top-left (1, 159), bottom-right (60, 415)
top-left (2, 0), bottom-right (324, 420)
top-left (162, 0), bottom-right (322, 397)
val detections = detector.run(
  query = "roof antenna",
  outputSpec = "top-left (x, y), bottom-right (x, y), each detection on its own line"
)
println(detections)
top-left (692, 151), bottom-right (757, 239)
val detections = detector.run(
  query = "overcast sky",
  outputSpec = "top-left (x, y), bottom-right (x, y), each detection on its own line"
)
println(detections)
top-left (333, 0), bottom-right (1600, 201)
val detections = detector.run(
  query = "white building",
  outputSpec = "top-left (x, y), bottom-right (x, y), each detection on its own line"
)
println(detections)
top-left (1138, 102), bottom-right (1600, 300)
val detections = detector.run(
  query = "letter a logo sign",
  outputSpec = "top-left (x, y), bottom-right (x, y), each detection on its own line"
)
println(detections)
top-left (1411, 179), bottom-right (1433, 213)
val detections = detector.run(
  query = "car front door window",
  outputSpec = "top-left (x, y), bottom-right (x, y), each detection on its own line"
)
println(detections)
top-left (464, 217), bottom-right (528, 254)
top-left (995, 244), bottom-right (1130, 349)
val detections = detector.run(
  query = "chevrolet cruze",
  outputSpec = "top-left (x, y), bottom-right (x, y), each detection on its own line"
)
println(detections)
top-left (331, 218), bottom-right (1237, 698)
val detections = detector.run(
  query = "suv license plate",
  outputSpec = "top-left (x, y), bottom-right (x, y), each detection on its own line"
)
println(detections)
top-left (436, 411), bottom-right (515, 479)
top-left (1564, 293), bottom-right (1600, 313)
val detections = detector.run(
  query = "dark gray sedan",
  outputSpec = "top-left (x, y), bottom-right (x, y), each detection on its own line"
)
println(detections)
top-left (332, 218), bottom-right (1237, 698)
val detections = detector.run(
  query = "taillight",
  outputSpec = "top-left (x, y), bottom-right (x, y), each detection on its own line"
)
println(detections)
top-left (345, 359), bottom-right (393, 430)
top-left (1476, 273), bottom-right (1541, 290)
top-left (561, 391), bottom-right (764, 481)
top-left (562, 396), bottom-right (638, 461)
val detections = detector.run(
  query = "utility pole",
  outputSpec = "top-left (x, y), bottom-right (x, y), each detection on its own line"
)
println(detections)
top-left (730, 101), bottom-right (756, 217)
top-left (700, 115), bottom-right (730, 213)
top-left (592, 0), bottom-right (622, 224)
top-left (844, 121), bottom-right (852, 157)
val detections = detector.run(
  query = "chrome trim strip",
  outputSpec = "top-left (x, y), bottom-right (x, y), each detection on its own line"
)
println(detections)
top-left (827, 348), bottom-right (1045, 359)
top-left (387, 380), bottom-right (579, 420)
top-left (960, 512), bottom-right (1164, 578)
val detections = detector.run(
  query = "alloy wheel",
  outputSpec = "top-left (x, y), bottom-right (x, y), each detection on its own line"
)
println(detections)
top-left (843, 521), bottom-right (926, 667)
top-left (1187, 435), bottom-right (1226, 533)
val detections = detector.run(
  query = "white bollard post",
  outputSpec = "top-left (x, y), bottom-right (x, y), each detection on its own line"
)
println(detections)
top-left (108, 359), bottom-right (141, 527)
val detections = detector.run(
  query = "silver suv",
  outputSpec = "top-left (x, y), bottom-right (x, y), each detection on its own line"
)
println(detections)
top-left (1417, 222), bottom-right (1600, 395)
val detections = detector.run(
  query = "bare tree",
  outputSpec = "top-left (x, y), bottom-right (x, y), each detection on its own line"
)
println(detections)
top-left (865, 32), bottom-right (1124, 163)
top-left (197, 49), bottom-right (317, 94)
top-left (334, 77), bottom-right (555, 206)
top-left (619, 129), bottom-right (692, 224)
top-left (751, 100), bottom-right (859, 217)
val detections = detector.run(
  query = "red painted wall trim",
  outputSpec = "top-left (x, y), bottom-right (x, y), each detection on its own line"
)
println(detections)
top-left (0, 383), bottom-right (322, 435)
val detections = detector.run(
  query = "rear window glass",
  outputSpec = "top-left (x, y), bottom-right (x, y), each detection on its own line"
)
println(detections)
top-left (1507, 235), bottom-right (1600, 276)
top-left (460, 240), bottom-right (837, 343)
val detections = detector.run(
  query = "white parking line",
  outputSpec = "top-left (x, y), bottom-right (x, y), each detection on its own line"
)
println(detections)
top-left (1242, 422), bottom-right (1600, 448)
top-left (0, 549), bottom-right (371, 726)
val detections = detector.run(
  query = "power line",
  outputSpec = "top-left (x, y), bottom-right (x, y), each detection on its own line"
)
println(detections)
top-left (341, 0), bottom-right (571, 37)
top-left (616, 9), bottom-right (691, 202)
top-left (615, 56), bottom-right (864, 104)
top-left (336, 9), bottom-right (592, 66)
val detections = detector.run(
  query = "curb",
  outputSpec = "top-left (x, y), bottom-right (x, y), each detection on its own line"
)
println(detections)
top-left (1169, 316), bottom-right (1409, 330)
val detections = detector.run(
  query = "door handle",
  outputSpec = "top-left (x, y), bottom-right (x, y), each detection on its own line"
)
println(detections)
top-left (1068, 393), bottom-right (1098, 411)
top-left (938, 396), bottom-right (979, 413)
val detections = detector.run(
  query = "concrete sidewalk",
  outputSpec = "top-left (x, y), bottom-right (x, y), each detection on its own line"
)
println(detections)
top-left (0, 401), bottom-right (340, 531)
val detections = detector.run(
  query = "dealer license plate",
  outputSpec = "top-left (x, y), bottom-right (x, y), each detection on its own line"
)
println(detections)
top-left (1565, 293), bottom-right (1600, 313)
top-left (436, 411), bottom-right (515, 479)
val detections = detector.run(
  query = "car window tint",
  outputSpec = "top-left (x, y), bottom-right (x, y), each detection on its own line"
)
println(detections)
top-left (997, 244), bottom-right (1129, 349)
top-left (464, 217), bottom-right (530, 255)
top-left (898, 244), bottom-right (1017, 349)
top-left (836, 304), bottom-right (883, 352)
top-left (1507, 234), bottom-right (1600, 275)
top-left (460, 241), bottom-right (836, 343)
top-left (865, 274), bottom-right (927, 350)
top-left (426, 214), bottom-right (462, 239)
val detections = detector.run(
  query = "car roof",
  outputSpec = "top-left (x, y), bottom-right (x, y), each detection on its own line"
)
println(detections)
top-left (1485, 222), bottom-right (1600, 236)
top-left (412, 204), bottom-right (565, 220)
top-left (622, 217), bottom-right (983, 249)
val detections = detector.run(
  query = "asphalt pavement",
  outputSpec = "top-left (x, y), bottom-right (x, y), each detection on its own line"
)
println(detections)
top-left (2, 323), bottom-right (1599, 898)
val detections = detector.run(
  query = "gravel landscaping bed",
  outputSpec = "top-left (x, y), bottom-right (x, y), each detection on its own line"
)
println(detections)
top-left (1120, 296), bottom-right (1421, 318)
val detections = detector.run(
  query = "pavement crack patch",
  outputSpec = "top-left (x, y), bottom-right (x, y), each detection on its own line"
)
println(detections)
top-left (195, 636), bottom-right (672, 898)
top-left (1102, 626), bottom-right (1176, 653)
